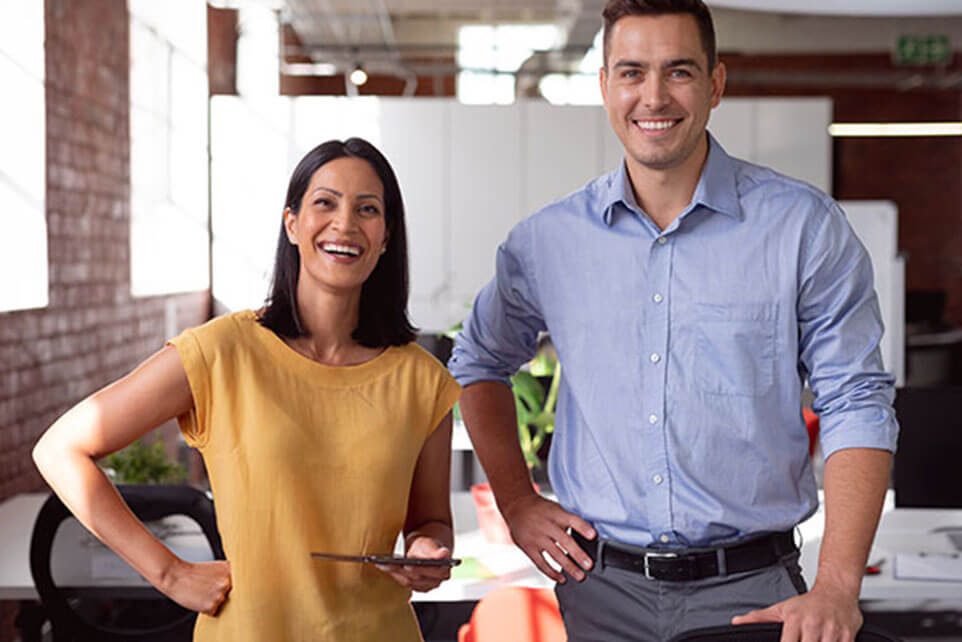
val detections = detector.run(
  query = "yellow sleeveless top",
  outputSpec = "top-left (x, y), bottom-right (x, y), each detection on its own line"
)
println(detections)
top-left (168, 310), bottom-right (460, 641)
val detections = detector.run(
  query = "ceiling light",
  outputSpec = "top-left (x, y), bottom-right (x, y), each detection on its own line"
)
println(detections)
top-left (349, 65), bottom-right (368, 87)
top-left (828, 122), bottom-right (962, 137)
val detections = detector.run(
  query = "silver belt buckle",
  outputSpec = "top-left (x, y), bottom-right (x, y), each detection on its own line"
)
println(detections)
top-left (642, 550), bottom-right (679, 580)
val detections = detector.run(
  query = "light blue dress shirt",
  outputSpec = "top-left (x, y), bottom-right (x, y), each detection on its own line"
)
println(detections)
top-left (449, 134), bottom-right (898, 548)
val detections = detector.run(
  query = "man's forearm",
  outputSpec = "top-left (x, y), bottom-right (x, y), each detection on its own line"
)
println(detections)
top-left (816, 447), bottom-right (892, 597)
top-left (459, 381), bottom-right (536, 511)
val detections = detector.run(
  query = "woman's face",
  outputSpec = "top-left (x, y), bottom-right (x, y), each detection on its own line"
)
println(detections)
top-left (284, 156), bottom-right (388, 297)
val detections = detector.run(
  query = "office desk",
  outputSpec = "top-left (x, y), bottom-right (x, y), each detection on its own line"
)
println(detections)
top-left (800, 501), bottom-right (962, 602)
top-left (5, 491), bottom-right (958, 605)
top-left (422, 491), bottom-right (962, 604)
top-left (0, 493), bottom-right (212, 601)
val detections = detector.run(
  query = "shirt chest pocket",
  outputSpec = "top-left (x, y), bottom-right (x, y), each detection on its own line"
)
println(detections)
top-left (694, 302), bottom-right (778, 397)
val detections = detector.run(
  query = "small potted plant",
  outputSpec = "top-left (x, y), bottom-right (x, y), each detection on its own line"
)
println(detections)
top-left (445, 323), bottom-right (561, 544)
top-left (102, 438), bottom-right (188, 485)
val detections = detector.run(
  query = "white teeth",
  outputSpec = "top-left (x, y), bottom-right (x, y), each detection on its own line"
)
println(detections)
top-left (635, 120), bottom-right (678, 130)
top-left (320, 242), bottom-right (361, 256)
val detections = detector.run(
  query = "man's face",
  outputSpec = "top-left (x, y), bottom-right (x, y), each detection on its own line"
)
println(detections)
top-left (600, 13), bottom-right (725, 173)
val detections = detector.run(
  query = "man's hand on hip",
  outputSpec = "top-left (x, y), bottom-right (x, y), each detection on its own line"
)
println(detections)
top-left (731, 582), bottom-right (862, 642)
top-left (501, 493), bottom-right (596, 583)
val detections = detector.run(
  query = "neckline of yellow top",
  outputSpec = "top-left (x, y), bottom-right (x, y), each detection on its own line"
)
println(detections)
top-left (242, 309), bottom-right (404, 387)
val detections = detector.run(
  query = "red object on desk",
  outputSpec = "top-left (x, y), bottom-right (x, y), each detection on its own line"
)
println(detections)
top-left (803, 408), bottom-right (819, 457)
top-left (458, 586), bottom-right (565, 642)
top-left (471, 482), bottom-right (539, 546)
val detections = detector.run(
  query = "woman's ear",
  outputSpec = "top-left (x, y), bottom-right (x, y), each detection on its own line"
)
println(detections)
top-left (283, 207), bottom-right (297, 245)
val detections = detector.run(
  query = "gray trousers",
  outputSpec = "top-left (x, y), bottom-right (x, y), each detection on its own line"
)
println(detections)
top-left (554, 547), bottom-right (807, 641)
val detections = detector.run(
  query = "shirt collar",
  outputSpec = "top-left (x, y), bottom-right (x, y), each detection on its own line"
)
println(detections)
top-left (600, 132), bottom-right (742, 226)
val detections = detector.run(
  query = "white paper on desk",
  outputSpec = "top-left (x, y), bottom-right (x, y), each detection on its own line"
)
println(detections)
top-left (90, 550), bottom-right (143, 581)
top-left (893, 552), bottom-right (962, 582)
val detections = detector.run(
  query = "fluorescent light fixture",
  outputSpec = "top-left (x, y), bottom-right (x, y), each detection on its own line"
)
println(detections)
top-left (349, 66), bottom-right (368, 86)
top-left (281, 62), bottom-right (337, 76)
top-left (828, 122), bottom-right (962, 137)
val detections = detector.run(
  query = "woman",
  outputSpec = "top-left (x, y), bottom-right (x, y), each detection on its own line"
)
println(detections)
top-left (33, 138), bottom-right (461, 640)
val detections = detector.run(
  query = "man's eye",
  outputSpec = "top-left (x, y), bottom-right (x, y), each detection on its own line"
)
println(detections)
top-left (670, 69), bottom-right (692, 78)
top-left (622, 70), bottom-right (639, 78)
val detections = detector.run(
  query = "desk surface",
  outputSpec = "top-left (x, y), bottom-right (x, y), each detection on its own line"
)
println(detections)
top-left (4, 491), bottom-right (960, 604)
top-left (0, 493), bottom-right (212, 601)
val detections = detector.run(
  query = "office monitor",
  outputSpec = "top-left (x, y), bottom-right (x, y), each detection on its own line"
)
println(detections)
top-left (892, 386), bottom-right (962, 509)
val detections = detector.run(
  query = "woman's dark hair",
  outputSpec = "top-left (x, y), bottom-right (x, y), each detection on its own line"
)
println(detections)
top-left (259, 137), bottom-right (418, 347)
top-left (602, 0), bottom-right (717, 70)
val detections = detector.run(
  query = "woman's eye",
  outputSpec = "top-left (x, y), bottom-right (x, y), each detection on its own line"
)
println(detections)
top-left (314, 198), bottom-right (332, 207)
top-left (361, 204), bottom-right (381, 215)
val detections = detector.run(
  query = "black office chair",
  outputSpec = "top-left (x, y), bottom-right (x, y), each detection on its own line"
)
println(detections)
top-left (669, 622), bottom-right (902, 641)
top-left (30, 484), bottom-right (225, 642)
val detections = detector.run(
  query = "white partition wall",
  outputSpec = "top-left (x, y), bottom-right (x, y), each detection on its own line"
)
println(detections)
top-left (841, 201), bottom-right (905, 385)
top-left (211, 96), bottom-right (834, 331)
top-left (378, 100), bottom-right (451, 328)
top-left (710, 97), bottom-right (832, 192)
top-left (522, 103), bottom-right (606, 215)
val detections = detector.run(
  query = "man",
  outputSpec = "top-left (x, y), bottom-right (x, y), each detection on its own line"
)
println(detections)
top-left (448, 0), bottom-right (898, 640)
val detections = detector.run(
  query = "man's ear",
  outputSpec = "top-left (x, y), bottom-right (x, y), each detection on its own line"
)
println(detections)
top-left (599, 65), bottom-right (609, 107)
top-left (709, 61), bottom-right (726, 109)
top-left (283, 207), bottom-right (297, 244)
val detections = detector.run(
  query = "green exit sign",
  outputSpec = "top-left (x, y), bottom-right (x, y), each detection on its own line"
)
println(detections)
top-left (895, 35), bottom-right (952, 66)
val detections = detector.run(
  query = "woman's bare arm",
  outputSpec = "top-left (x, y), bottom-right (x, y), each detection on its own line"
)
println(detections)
top-left (378, 412), bottom-right (454, 592)
top-left (32, 345), bottom-right (231, 615)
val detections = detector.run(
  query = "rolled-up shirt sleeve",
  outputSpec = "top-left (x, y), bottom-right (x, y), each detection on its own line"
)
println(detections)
top-left (448, 222), bottom-right (546, 387)
top-left (797, 200), bottom-right (899, 459)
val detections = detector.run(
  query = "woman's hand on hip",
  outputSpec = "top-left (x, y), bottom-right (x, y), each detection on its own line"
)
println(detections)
top-left (159, 558), bottom-right (232, 616)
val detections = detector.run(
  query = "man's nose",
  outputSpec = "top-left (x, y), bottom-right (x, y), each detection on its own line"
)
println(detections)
top-left (641, 74), bottom-right (669, 110)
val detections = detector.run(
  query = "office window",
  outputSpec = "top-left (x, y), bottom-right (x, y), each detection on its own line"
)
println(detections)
top-left (457, 24), bottom-right (558, 105)
top-left (539, 30), bottom-right (603, 106)
top-left (129, 1), bottom-right (209, 296)
top-left (0, 2), bottom-right (47, 312)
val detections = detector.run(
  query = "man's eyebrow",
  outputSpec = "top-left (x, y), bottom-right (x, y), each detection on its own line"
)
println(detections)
top-left (663, 58), bottom-right (702, 71)
top-left (612, 59), bottom-right (646, 70)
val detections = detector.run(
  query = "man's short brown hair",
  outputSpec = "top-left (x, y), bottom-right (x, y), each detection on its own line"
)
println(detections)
top-left (602, 0), bottom-right (717, 69)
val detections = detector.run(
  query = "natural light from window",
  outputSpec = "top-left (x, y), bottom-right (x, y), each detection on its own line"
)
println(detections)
top-left (539, 29), bottom-right (603, 106)
top-left (129, 1), bottom-right (209, 297)
top-left (0, 2), bottom-right (47, 312)
top-left (457, 24), bottom-right (559, 105)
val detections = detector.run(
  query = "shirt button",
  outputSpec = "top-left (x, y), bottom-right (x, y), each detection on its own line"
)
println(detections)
top-left (657, 237), bottom-right (667, 245)
top-left (659, 534), bottom-right (670, 544)
top-left (648, 414), bottom-right (658, 424)
top-left (652, 293), bottom-right (664, 303)
top-left (650, 353), bottom-right (661, 363)
top-left (652, 474), bottom-right (663, 485)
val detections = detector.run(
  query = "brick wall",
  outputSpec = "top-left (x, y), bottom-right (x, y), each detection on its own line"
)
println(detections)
top-left (0, 1), bottom-right (209, 636)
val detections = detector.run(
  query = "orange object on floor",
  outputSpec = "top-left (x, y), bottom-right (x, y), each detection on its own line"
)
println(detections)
top-left (803, 407), bottom-right (819, 456)
top-left (457, 586), bottom-right (566, 642)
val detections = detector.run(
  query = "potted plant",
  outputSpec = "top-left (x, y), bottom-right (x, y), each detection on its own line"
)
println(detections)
top-left (445, 324), bottom-right (561, 544)
top-left (102, 438), bottom-right (188, 485)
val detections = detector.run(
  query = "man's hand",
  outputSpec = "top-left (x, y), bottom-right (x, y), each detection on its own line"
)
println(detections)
top-left (501, 493), bottom-right (596, 583)
top-left (731, 583), bottom-right (862, 642)
top-left (159, 558), bottom-right (232, 616)
top-left (376, 535), bottom-right (453, 593)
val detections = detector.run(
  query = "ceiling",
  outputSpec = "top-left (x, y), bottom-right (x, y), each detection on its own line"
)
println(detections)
top-left (708, 0), bottom-right (962, 16)
top-left (275, 0), bottom-right (962, 87)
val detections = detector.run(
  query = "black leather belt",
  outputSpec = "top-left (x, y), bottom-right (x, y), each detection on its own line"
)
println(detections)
top-left (572, 530), bottom-right (796, 582)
